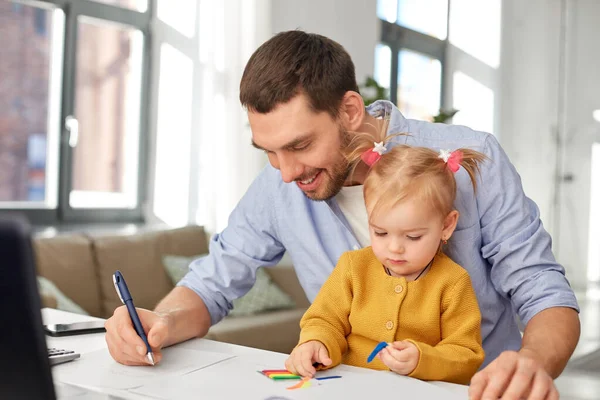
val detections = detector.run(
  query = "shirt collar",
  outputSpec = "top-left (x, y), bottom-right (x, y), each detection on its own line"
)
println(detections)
top-left (365, 100), bottom-right (409, 144)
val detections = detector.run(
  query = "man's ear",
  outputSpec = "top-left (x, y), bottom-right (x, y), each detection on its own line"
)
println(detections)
top-left (442, 210), bottom-right (460, 241)
top-left (339, 91), bottom-right (365, 131)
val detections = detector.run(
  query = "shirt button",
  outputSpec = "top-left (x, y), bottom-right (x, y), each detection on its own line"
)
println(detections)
top-left (385, 320), bottom-right (394, 330)
top-left (394, 285), bottom-right (403, 294)
top-left (352, 245), bottom-right (359, 250)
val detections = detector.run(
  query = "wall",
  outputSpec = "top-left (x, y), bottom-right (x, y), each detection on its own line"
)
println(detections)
top-left (559, 0), bottom-right (600, 286)
top-left (498, 0), bottom-right (562, 230)
top-left (271, 0), bottom-right (379, 85)
top-left (498, 0), bottom-right (600, 289)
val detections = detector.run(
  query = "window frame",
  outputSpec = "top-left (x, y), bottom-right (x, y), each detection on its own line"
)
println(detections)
top-left (2, 0), bottom-right (154, 225)
top-left (378, 0), bottom-right (450, 112)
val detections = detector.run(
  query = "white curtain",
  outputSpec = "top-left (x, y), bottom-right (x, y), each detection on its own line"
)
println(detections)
top-left (149, 0), bottom-right (270, 234)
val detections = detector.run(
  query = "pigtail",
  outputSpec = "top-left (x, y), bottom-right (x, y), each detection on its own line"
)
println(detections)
top-left (449, 148), bottom-right (487, 192)
top-left (344, 116), bottom-right (390, 160)
top-left (344, 130), bottom-right (384, 169)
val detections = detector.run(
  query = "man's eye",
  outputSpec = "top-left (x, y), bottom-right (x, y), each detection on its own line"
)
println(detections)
top-left (374, 231), bottom-right (387, 237)
top-left (407, 236), bottom-right (421, 241)
top-left (293, 143), bottom-right (310, 151)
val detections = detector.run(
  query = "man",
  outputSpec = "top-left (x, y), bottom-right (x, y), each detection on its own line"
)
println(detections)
top-left (105, 31), bottom-right (580, 400)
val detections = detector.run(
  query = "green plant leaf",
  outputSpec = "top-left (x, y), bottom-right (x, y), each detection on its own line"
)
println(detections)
top-left (359, 75), bottom-right (458, 124)
top-left (432, 109), bottom-right (459, 123)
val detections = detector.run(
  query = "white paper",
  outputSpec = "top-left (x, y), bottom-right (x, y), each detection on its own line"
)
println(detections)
top-left (131, 355), bottom-right (466, 400)
top-left (53, 347), bottom-right (234, 390)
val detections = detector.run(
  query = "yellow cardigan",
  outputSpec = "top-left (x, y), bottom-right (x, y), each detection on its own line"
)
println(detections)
top-left (298, 247), bottom-right (484, 385)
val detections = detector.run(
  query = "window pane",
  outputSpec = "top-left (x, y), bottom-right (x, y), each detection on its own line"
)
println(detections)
top-left (452, 71), bottom-right (494, 134)
top-left (0, 2), bottom-right (62, 207)
top-left (398, 0), bottom-right (448, 40)
top-left (377, 0), bottom-right (398, 23)
top-left (70, 18), bottom-right (143, 209)
top-left (91, 0), bottom-right (147, 13)
top-left (374, 44), bottom-right (392, 89)
top-left (157, 0), bottom-right (198, 38)
top-left (449, 0), bottom-right (501, 68)
top-left (397, 49), bottom-right (441, 121)
top-left (153, 44), bottom-right (193, 227)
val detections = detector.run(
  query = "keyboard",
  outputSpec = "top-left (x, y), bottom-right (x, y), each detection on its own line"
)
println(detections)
top-left (48, 347), bottom-right (80, 366)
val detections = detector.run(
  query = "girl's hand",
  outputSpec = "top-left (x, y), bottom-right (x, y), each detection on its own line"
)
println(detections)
top-left (378, 340), bottom-right (420, 375)
top-left (285, 340), bottom-right (332, 378)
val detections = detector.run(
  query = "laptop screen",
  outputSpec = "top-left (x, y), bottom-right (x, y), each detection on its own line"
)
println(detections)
top-left (0, 214), bottom-right (56, 399)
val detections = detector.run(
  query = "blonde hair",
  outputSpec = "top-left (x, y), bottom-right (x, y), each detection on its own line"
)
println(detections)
top-left (345, 131), bottom-right (487, 221)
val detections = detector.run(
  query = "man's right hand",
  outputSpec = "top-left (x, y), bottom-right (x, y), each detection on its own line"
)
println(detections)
top-left (104, 305), bottom-right (171, 366)
top-left (285, 340), bottom-right (332, 378)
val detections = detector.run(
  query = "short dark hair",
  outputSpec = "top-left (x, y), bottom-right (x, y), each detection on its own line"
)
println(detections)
top-left (239, 30), bottom-right (359, 118)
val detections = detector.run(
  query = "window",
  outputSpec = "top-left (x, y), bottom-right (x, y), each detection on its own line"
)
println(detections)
top-left (0, 0), bottom-right (151, 224)
top-left (452, 71), bottom-right (494, 133)
top-left (91, 0), bottom-right (148, 12)
top-left (376, 0), bottom-right (501, 130)
top-left (70, 18), bottom-right (143, 210)
top-left (156, 0), bottom-right (197, 38)
top-left (0, 3), bottom-right (61, 208)
top-left (374, 44), bottom-right (392, 90)
top-left (397, 49), bottom-right (442, 120)
top-left (153, 43), bottom-right (194, 227)
top-left (377, 0), bottom-right (447, 117)
top-left (397, 0), bottom-right (448, 40)
top-left (449, 0), bottom-right (501, 68)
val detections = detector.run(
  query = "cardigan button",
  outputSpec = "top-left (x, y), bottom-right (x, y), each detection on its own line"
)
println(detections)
top-left (394, 285), bottom-right (403, 294)
top-left (385, 320), bottom-right (394, 330)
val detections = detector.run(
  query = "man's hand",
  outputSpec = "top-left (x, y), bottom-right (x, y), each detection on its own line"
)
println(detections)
top-left (105, 305), bottom-right (171, 366)
top-left (469, 350), bottom-right (559, 400)
top-left (285, 341), bottom-right (332, 378)
top-left (378, 341), bottom-right (419, 376)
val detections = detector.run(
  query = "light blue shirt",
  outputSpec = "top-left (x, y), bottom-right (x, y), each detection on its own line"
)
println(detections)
top-left (179, 100), bottom-right (579, 367)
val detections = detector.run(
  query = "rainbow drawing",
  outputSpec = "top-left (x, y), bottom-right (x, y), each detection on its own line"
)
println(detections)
top-left (286, 377), bottom-right (314, 390)
top-left (259, 369), bottom-right (302, 380)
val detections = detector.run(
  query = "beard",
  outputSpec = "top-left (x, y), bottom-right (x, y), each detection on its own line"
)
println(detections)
top-left (300, 129), bottom-right (353, 201)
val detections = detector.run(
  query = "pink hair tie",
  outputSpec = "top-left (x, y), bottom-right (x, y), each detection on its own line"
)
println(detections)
top-left (361, 141), bottom-right (387, 166)
top-left (439, 149), bottom-right (463, 173)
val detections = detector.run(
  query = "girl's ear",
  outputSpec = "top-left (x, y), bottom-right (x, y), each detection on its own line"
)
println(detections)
top-left (442, 210), bottom-right (460, 241)
top-left (339, 91), bottom-right (365, 132)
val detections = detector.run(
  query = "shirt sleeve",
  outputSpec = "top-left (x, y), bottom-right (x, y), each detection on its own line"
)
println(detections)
top-left (479, 134), bottom-right (579, 325)
top-left (177, 166), bottom-right (285, 325)
top-left (297, 251), bottom-right (353, 369)
top-left (407, 272), bottom-right (485, 385)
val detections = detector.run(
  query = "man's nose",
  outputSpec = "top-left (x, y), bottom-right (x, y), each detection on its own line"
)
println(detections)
top-left (278, 154), bottom-right (303, 183)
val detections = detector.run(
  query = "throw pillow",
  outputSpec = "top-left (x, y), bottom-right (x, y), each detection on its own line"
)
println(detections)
top-left (162, 254), bottom-right (296, 317)
top-left (37, 276), bottom-right (89, 315)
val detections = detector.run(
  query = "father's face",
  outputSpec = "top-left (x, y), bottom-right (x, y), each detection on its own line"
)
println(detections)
top-left (249, 94), bottom-right (351, 201)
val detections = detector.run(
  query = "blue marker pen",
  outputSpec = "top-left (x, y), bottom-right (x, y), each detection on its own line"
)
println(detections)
top-left (112, 270), bottom-right (155, 365)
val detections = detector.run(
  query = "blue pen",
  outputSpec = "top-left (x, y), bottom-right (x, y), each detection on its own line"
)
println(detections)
top-left (112, 270), bottom-right (155, 365)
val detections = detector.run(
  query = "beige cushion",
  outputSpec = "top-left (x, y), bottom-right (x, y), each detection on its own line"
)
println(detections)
top-left (162, 254), bottom-right (296, 317)
top-left (94, 226), bottom-right (208, 318)
top-left (34, 235), bottom-right (103, 316)
top-left (206, 308), bottom-right (307, 354)
top-left (265, 266), bottom-right (311, 309)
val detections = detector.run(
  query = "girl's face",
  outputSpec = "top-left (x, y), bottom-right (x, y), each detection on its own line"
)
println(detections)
top-left (368, 196), bottom-right (458, 280)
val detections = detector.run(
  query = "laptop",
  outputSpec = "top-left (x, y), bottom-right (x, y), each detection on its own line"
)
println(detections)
top-left (0, 214), bottom-right (119, 399)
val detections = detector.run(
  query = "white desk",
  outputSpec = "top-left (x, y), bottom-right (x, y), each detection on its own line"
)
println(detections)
top-left (44, 308), bottom-right (469, 400)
